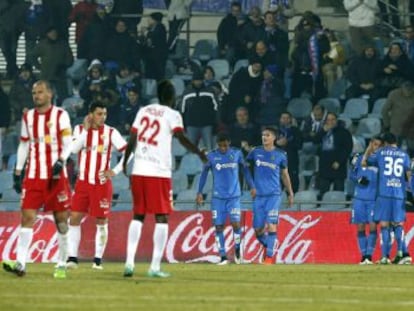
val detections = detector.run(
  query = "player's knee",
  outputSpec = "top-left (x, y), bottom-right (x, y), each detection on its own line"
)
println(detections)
top-left (56, 222), bottom-right (69, 234)
top-left (155, 214), bottom-right (168, 223)
top-left (133, 214), bottom-right (145, 222)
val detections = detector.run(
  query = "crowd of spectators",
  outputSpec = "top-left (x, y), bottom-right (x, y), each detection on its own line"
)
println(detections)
top-left (1, 0), bottom-right (414, 199)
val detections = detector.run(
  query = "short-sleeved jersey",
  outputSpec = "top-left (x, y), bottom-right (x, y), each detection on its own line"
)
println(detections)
top-left (20, 106), bottom-right (71, 180)
top-left (368, 146), bottom-right (410, 199)
top-left (73, 124), bottom-right (127, 184)
top-left (131, 103), bottom-right (184, 178)
top-left (246, 146), bottom-right (287, 196)
top-left (200, 147), bottom-right (246, 199)
top-left (350, 154), bottom-right (378, 201)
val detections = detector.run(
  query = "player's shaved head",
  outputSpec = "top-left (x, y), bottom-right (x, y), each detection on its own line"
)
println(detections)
top-left (158, 80), bottom-right (176, 107)
top-left (33, 80), bottom-right (53, 93)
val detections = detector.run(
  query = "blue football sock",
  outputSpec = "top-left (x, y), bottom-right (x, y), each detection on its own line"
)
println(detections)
top-left (233, 228), bottom-right (241, 251)
top-left (357, 231), bottom-right (367, 256)
top-left (366, 231), bottom-right (377, 256)
top-left (393, 225), bottom-right (403, 254)
top-left (380, 227), bottom-right (390, 258)
top-left (266, 232), bottom-right (277, 258)
top-left (257, 233), bottom-right (267, 248)
top-left (215, 231), bottom-right (226, 257)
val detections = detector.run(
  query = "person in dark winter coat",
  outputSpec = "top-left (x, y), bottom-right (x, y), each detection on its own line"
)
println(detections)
top-left (42, 0), bottom-right (72, 41)
top-left (68, 0), bottom-right (98, 45)
top-left (313, 112), bottom-right (353, 201)
top-left (110, 0), bottom-right (143, 36)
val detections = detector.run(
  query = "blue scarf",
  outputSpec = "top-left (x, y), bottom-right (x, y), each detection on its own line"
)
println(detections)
top-left (308, 30), bottom-right (320, 82)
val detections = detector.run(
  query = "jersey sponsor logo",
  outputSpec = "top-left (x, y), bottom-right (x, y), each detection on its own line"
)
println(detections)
top-left (386, 178), bottom-right (402, 188)
top-left (100, 198), bottom-right (110, 209)
top-left (255, 159), bottom-right (276, 170)
top-left (57, 191), bottom-right (69, 203)
top-left (215, 162), bottom-right (237, 170)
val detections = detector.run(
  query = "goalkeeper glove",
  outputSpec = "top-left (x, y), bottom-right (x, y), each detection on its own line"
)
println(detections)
top-left (52, 159), bottom-right (64, 178)
top-left (13, 173), bottom-right (22, 194)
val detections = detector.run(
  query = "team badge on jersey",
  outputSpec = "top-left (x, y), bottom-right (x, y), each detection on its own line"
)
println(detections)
top-left (97, 145), bottom-right (104, 153)
top-left (44, 135), bottom-right (51, 144)
top-left (47, 121), bottom-right (53, 128)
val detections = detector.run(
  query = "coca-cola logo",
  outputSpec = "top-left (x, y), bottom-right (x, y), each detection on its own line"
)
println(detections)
top-left (166, 213), bottom-right (322, 264)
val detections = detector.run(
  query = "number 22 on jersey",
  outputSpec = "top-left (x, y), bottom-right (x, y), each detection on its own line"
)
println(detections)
top-left (138, 116), bottom-right (161, 146)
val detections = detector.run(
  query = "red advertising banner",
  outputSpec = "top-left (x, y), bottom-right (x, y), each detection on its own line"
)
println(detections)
top-left (0, 211), bottom-right (413, 264)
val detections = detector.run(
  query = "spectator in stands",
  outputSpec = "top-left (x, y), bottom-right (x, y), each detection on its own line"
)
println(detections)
top-left (166, 0), bottom-right (193, 52)
top-left (343, 0), bottom-right (378, 55)
top-left (139, 12), bottom-right (168, 81)
top-left (77, 4), bottom-right (110, 62)
top-left (111, 63), bottom-right (141, 104)
top-left (105, 19), bottom-right (141, 73)
top-left (240, 6), bottom-right (264, 54)
top-left (43, 0), bottom-right (72, 42)
top-left (402, 24), bottom-right (414, 63)
top-left (203, 66), bottom-right (217, 88)
top-left (257, 11), bottom-right (289, 73)
top-left (227, 106), bottom-right (261, 155)
top-left (301, 104), bottom-right (327, 142)
top-left (346, 45), bottom-right (382, 110)
top-left (379, 41), bottom-right (414, 96)
top-left (0, 80), bottom-right (11, 163)
top-left (250, 41), bottom-right (278, 75)
top-left (23, 0), bottom-right (49, 67)
top-left (277, 111), bottom-right (302, 193)
top-left (217, 1), bottom-right (245, 65)
top-left (227, 57), bottom-right (263, 123)
top-left (291, 16), bottom-right (330, 100)
top-left (8, 63), bottom-right (36, 123)
top-left (180, 71), bottom-right (218, 150)
top-left (382, 81), bottom-right (414, 144)
top-left (0, 0), bottom-right (27, 79)
top-left (321, 29), bottom-right (346, 95)
top-left (262, 0), bottom-right (295, 31)
top-left (120, 87), bottom-right (144, 134)
top-left (32, 26), bottom-right (73, 102)
top-left (314, 112), bottom-right (353, 201)
top-left (256, 64), bottom-right (285, 127)
top-left (110, 0), bottom-right (143, 37)
top-left (69, 0), bottom-right (98, 46)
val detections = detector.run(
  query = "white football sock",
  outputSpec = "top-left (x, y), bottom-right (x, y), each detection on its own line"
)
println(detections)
top-left (16, 227), bottom-right (33, 269)
top-left (125, 220), bottom-right (143, 267)
top-left (150, 223), bottom-right (168, 272)
top-left (57, 232), bottom-right (68, 267)
top-left (95, 224), bottom-right (108, 259)
top-left (67, 225), bottom-right (81, 258)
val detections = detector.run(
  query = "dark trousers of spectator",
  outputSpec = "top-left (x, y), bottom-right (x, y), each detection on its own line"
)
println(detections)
top-left (0, 30), bottom-right (20, 78)
top-left (291, 72), bottom-right (326, 102)
top-left (379, 0), bottom-right (400, 29)
top-left (317, 176), bottom-right (345, 202)
top-left (168, 17), bottom-right (186, 52)
top-left (349, 25), bottom-right (376, 55)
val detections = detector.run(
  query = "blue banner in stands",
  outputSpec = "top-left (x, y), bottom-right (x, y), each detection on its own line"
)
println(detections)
top-left (143, 0), bottom-right (263, 12)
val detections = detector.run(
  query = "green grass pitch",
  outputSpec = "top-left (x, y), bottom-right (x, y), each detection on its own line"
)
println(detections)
top-left (0, 263), bottom-right (413, 311)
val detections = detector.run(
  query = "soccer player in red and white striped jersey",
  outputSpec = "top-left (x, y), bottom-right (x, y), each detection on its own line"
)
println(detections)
top-left (122, 80), bottom-right (207, 278)
top-left (67, 101), bottom-right (127, 270)
top-left (3, 80), bottom-right (73, 278)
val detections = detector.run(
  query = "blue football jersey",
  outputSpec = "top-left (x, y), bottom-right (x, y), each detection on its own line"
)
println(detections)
top-left (246, 146), bottom-right (287, 196)
top-left (368, 146), bottom-right (410, 199)
top-left (198, 147), bottom-right (252, 199)
top-left (349, 154), bottom-right (378, 201)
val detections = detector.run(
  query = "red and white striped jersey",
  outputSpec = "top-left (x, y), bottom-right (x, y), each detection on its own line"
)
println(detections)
top-left (73, 124), bottom-right (127, 184)
top-left (20, 106), bottom-right (72, 180)
top-left (131, 103), bottom-right (184, 178)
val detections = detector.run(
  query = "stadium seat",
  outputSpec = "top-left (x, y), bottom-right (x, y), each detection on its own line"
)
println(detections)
top-left (338, 116), bottom-right (352, 130)
top-left (175, 189), bottom-right (198, 210)
top-left (355, 117), bottom-right (381, 139)
top-left (207, 59), bottom-right (230, 80)
top-left (192, 39), bottom-right (218, 62)
top-left (172, 137), bottom-right (187, 157)
top-left (112, 189), bottom-right (132, 211)
top-left (168, 39), bottom-right (189, 63)
top-left (321, 191), bottom-right (347, 210)
top-left (287, 97), bottom-right (313, 120)
top-left (328, 77), bottom-right (349, 99)
top-left (293, 190), bottom-right (318, 210)
top-left (111, 175), bottom-right (130, 190)
top-left (368, 98), bottom-right (386, 119)
top-left (233, 59), bottom-right (248, 73)
top-left (177, 153), bottom-right (203, 176)
top-left (165, 59), bottom-right (176, 79)
top-left (299, 154), bottom-right (319, 178)
top-left (0, 171), bottom-right (13, 192)
top-left (172, 170), bottom-right (189, 195)
top-left (340, 98), bottom-right (369, 120)
top-left (318, 97), bottom-right (341, 114)
top-left (191, 172), bottom-right (213, 194)
top-left (170, 77), bottom-right (185, 97)
top-left (141, 78), bottom-right (157, 99)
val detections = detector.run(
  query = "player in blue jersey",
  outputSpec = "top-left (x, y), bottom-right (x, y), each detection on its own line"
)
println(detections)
top-left (350, 136), bottom-right (382, 264)
top-left (363, 132), bottom-right (411, 264)
top-left (246, 127), bottom-right (294, 265)
top-left (196, 133), bottom-right (256, 265)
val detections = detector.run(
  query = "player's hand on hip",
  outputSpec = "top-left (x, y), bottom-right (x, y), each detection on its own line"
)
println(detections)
top-left (102, 170), bottom-right (115, 180)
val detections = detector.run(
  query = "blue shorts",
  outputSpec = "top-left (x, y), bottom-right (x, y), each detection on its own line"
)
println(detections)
top-left (253, 195), bottom-right (281, 229)
top-left (211, 197), bottom-right (241, 226)
top-left (374, 197), bottom-right (406, 223)
top-left (351, 198), bottom-right (375, 224)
